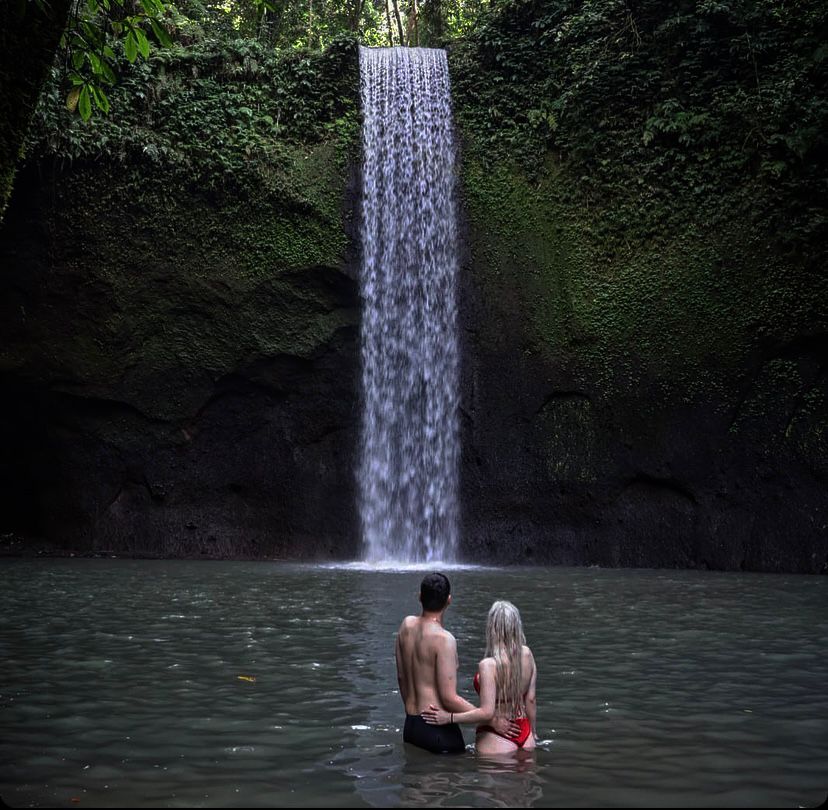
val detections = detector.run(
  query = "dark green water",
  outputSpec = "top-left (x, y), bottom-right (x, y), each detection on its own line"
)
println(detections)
top-left (1, 560), bottom-right (826, 807)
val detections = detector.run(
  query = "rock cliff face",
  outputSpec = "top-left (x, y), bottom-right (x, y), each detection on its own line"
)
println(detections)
top-left (1, 45), bottom-right (825, 570)
top-left (0, 151), bottom-right (362, 559)
top-left (455, 161), bottom-right (827, 572)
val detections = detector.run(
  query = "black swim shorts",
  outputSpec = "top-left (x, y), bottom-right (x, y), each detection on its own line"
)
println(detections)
top-left (403, 714), bottom-right (466, 754)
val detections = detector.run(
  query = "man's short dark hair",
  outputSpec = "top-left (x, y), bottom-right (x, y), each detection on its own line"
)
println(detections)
top-left (420, 572), bottom-right (451, 612)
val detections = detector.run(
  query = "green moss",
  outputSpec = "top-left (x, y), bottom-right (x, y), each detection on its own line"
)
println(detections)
top-left (461, 156), bottom-right (826, 419)
top-left (2, 125), bottom-right (357, 420)
top-left (449, 2), bottom-right (827, 256)
top-left (26, 35), bottom-right (361, 196)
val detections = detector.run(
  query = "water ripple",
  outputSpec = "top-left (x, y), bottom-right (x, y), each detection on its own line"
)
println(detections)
top-left (1, 560), bottom-right (826, 808)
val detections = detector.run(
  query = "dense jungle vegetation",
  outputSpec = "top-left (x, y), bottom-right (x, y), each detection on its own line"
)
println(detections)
top-left (451, 0), bottom-right (827, 253)
top-left (2, 0), bottom-right (826, 254)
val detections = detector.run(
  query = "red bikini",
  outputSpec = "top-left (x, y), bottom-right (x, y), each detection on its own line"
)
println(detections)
top-left (473, 672), bottom-right (532, 747)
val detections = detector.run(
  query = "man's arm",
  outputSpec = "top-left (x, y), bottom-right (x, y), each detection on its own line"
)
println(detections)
top-left (435, 633), bottom-right (475, 712)
top-left (394, 630), bottom-right (408, 707)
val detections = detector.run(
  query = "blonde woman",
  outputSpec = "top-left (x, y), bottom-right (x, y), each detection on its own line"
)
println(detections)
top-left (421, 600), bottom-right (537, 754)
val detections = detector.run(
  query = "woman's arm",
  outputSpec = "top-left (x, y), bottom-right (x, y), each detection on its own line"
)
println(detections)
top-left (525, 649), bottom-right (538, 738)
top-left (422, 659), bottom-right (496, 726)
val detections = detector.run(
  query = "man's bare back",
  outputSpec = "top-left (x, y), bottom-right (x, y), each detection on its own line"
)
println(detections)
top-left (395, 614), bottom-right (472, 715)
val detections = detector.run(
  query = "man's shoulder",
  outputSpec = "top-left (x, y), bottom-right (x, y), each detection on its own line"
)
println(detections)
top-left (435, 626), bottom-right (457, 647)
top-left (398, 615), bottom-right (419, 631)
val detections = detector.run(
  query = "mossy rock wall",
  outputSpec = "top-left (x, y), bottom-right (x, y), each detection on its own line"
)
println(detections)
top-left (0, 143), bottom-right (361, 558)
top-left (456, 159), bottom-right (827, 571)
top-left (0, 38), bottom-right (365, 559)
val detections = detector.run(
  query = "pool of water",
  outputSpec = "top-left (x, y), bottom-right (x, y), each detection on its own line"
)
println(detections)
top-left (1, 560), bottom-right (826, 807)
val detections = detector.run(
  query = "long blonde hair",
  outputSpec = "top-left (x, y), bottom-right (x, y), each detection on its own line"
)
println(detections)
top-left (485, 600), bottom-right (526, 718)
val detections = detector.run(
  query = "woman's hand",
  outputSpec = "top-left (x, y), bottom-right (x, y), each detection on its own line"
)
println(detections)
top-left (421, 704), bottom-right (451, 725)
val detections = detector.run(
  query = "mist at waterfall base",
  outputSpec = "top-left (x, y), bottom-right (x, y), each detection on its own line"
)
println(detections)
top-left (2, 560), bottom-right (826, 808)
top-left (357, 46), bottom-right (461, 566)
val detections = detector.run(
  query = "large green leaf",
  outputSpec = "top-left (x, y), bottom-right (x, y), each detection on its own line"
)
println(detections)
top-left (78, 85), bottom-right (92, 121)
top-left (135, 28), bottom-right (150, 59)
top-left (90, 85), bottom-right (111, 114)
top-left (124, 31), bottom-right (138, 62)
top-left (101, 62), bottom-right (117, 84)
top-left (149, 17), bottom-right (173, 48)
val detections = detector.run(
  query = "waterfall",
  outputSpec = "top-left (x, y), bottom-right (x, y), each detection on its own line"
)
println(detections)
top-left (358, 46), bottom-right (460, 563)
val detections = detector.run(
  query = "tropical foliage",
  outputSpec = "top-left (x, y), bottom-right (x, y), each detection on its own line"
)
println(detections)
top-left (55, 0), bottom-right (486, 123)
top-left (452, 0), bottom-right (827, 250)
top-left (19, 0), bottom-right (828, 254)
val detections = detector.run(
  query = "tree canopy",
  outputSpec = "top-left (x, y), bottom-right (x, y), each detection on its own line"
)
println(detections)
top-left (57, 0), bottom-right (487, 121)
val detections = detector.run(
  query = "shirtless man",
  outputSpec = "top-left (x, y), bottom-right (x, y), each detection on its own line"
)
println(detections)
top-left (395, 572), bottom-right (517, 753)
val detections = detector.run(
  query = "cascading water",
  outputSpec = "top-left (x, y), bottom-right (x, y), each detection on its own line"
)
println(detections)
top-left (358, 46), bottom-right (460, 564)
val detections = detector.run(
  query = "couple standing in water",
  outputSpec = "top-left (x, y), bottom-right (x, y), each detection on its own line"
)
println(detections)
top-left (395, 572), bottom-right (537, 755)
